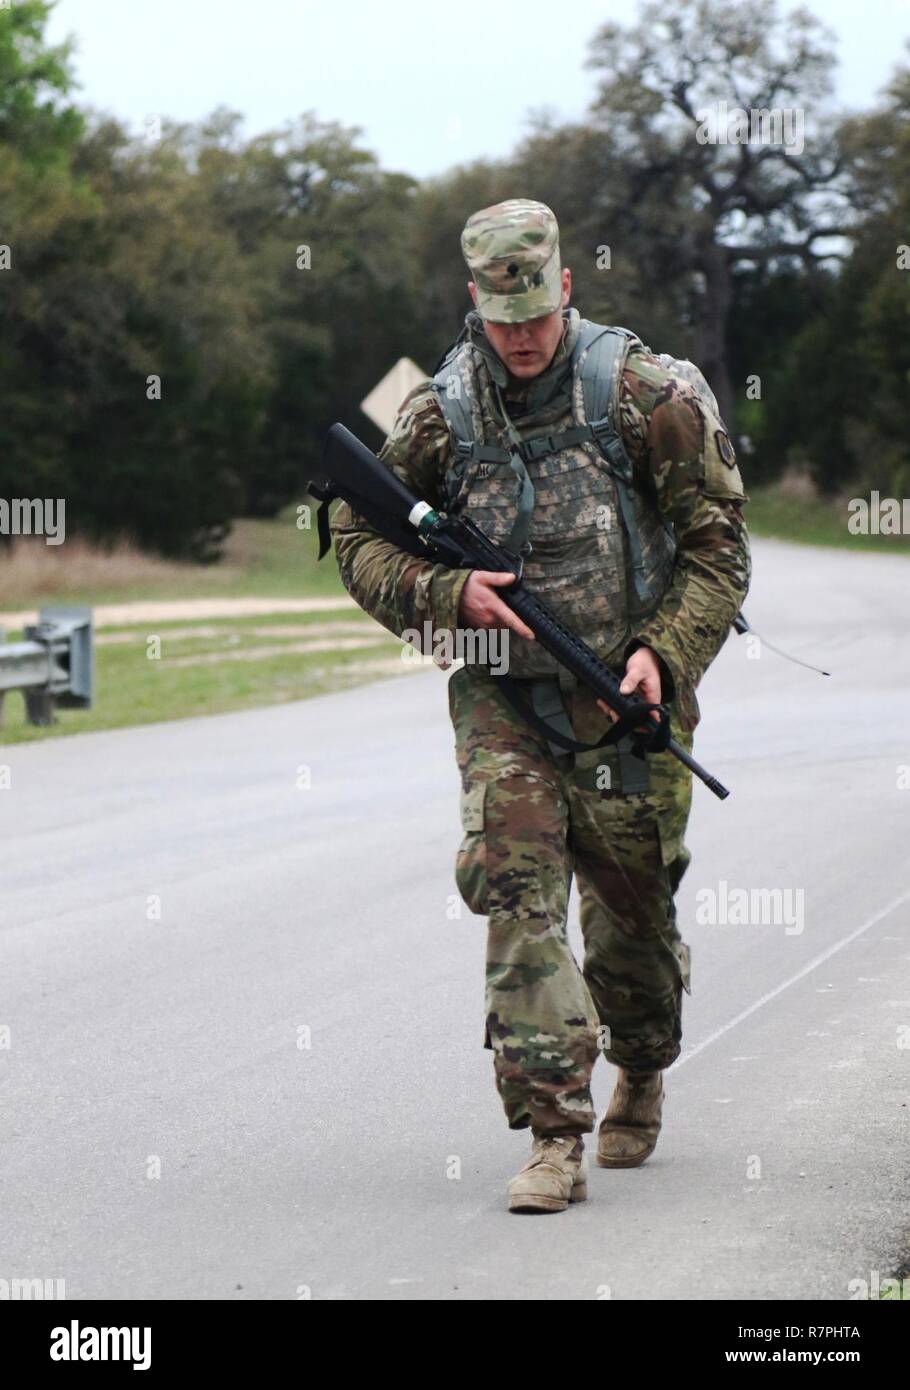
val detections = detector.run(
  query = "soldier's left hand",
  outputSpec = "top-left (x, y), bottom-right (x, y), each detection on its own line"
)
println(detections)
top-left (597, 646), bottom-right (662, 724)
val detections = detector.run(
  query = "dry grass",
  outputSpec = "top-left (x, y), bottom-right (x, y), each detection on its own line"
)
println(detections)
top-left (0, 508), bottom-right (345, 606)
top-left (775, 466), bottom-right (819, 501)
top-left (0, 535), bottom-right (222, 604)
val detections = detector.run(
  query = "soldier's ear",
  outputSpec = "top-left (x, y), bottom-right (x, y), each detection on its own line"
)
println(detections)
top-left (467, 280), bottom-right (478, 307)
top-left (561, 267), bottom-right (572, 305)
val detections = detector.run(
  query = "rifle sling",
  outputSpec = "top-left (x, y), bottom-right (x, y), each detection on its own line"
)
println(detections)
top-left (495, 673), bottom-right (651, 754)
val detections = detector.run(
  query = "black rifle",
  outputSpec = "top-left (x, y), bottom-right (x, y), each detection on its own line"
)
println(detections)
top-left (310, 423), bottom-right (730, 800)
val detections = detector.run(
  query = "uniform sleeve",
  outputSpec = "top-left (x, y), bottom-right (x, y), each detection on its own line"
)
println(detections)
top-left (329, 384), bottom-right (473, 646)
top-left (617, 350), bottom-right (752, 732)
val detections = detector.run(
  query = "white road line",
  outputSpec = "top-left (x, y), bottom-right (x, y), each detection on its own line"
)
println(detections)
top-left (675, 885), bottom-right (910, 1070)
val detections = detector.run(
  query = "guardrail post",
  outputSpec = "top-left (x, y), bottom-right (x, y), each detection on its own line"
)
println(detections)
top-left (0, 606), bottom-right (94, 727)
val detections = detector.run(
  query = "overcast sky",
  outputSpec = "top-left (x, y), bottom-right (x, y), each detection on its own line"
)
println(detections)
top-left (46, 0), bottom-right (910, 177)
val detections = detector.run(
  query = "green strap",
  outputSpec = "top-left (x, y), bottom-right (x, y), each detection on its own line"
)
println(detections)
top-left (530, 678), bottom-right (578, 762)
top-left (515, 424), bottom-right (592, 462)
top-left (461, 442), bottom-right (513, 464)
top-left (493, 382), bottom-right (535, 556)
top-left (505, 452), bottom-right (535, 555)
top-left (502, 677), bottom-right (652, 793)
top-left (589, 418), bottom-right (650, 603)
top-left (573, 322), bottom-right (655, 605)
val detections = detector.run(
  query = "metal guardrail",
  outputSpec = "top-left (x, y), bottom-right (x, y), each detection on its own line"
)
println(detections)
top-left (0, 606), bottom-right (93, 726)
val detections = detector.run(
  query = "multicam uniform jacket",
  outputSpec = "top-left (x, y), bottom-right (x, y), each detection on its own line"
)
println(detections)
top-left (330, 308), bottom-right (751, 730)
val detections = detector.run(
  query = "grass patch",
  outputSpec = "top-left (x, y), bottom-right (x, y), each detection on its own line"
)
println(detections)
top-left (0, 503), bottom-right (342, 609)
top-left (746, 487), bottom-right (910, 553)
top-left (0, 615), bottom-right (413, 745)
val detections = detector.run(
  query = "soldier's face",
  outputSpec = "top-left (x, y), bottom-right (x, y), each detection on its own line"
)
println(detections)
top-left (469, 268), bottom-right (572, 379)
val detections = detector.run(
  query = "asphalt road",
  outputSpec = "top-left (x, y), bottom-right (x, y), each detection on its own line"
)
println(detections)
top-left (2, 537), bottom-right (908, 1301)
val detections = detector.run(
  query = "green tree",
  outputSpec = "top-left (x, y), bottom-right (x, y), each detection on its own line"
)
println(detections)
top-left (193, 112), bottom-right (423, 495)
top-left (585, 0), bottom-right (855, 434)
top-left (0, 0), bottom-right (82, 167)
top-left (760, 57), bottom-right (910, 496)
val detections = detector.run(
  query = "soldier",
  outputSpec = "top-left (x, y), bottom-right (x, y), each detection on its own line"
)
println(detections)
top-left (332, 199), bottom-right (750, 1213)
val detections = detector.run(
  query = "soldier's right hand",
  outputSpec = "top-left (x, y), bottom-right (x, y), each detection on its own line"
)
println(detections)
top-left (458, 571), bottom-right (535, 640)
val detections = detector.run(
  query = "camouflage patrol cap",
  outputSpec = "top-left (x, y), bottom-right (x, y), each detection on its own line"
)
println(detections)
top-left (461, 199), bottom-right (562, 323)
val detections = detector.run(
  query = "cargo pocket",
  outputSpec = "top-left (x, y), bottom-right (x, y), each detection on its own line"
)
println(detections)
top-left (455, 783), bottom-right (488, 916)
top-left (652, 815), bottom-right (693, 998)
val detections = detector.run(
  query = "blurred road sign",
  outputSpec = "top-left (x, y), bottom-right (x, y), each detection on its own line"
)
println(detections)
top-left (360, 357), bottom-right (427, 435)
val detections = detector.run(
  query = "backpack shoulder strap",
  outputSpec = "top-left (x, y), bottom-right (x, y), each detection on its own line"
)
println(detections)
top-left (572, 322), bottom-right (657, 601)
top-left (431, 339), bottom-right (511, 512)
top-left (432, 339), bottom-right (475, 450)
top-left (574, 322), bottom-right (640, 452)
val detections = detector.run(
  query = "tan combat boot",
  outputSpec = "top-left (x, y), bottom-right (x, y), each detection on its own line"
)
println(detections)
top-left (507, 1134), bottom-right (587, 1214)
top-left (596, 1068), bottom-right (664, 1168)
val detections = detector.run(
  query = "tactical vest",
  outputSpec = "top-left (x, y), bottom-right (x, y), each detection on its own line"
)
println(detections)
top-left (432, 319), bottom-right (677, 680)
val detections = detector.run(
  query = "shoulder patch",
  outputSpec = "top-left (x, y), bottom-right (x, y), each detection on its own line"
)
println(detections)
top-left (715, 429), bottom-right (736, 468)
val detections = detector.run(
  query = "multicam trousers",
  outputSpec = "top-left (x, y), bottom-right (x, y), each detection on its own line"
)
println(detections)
top-left (448, 663), bottom-right (694, 1136)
